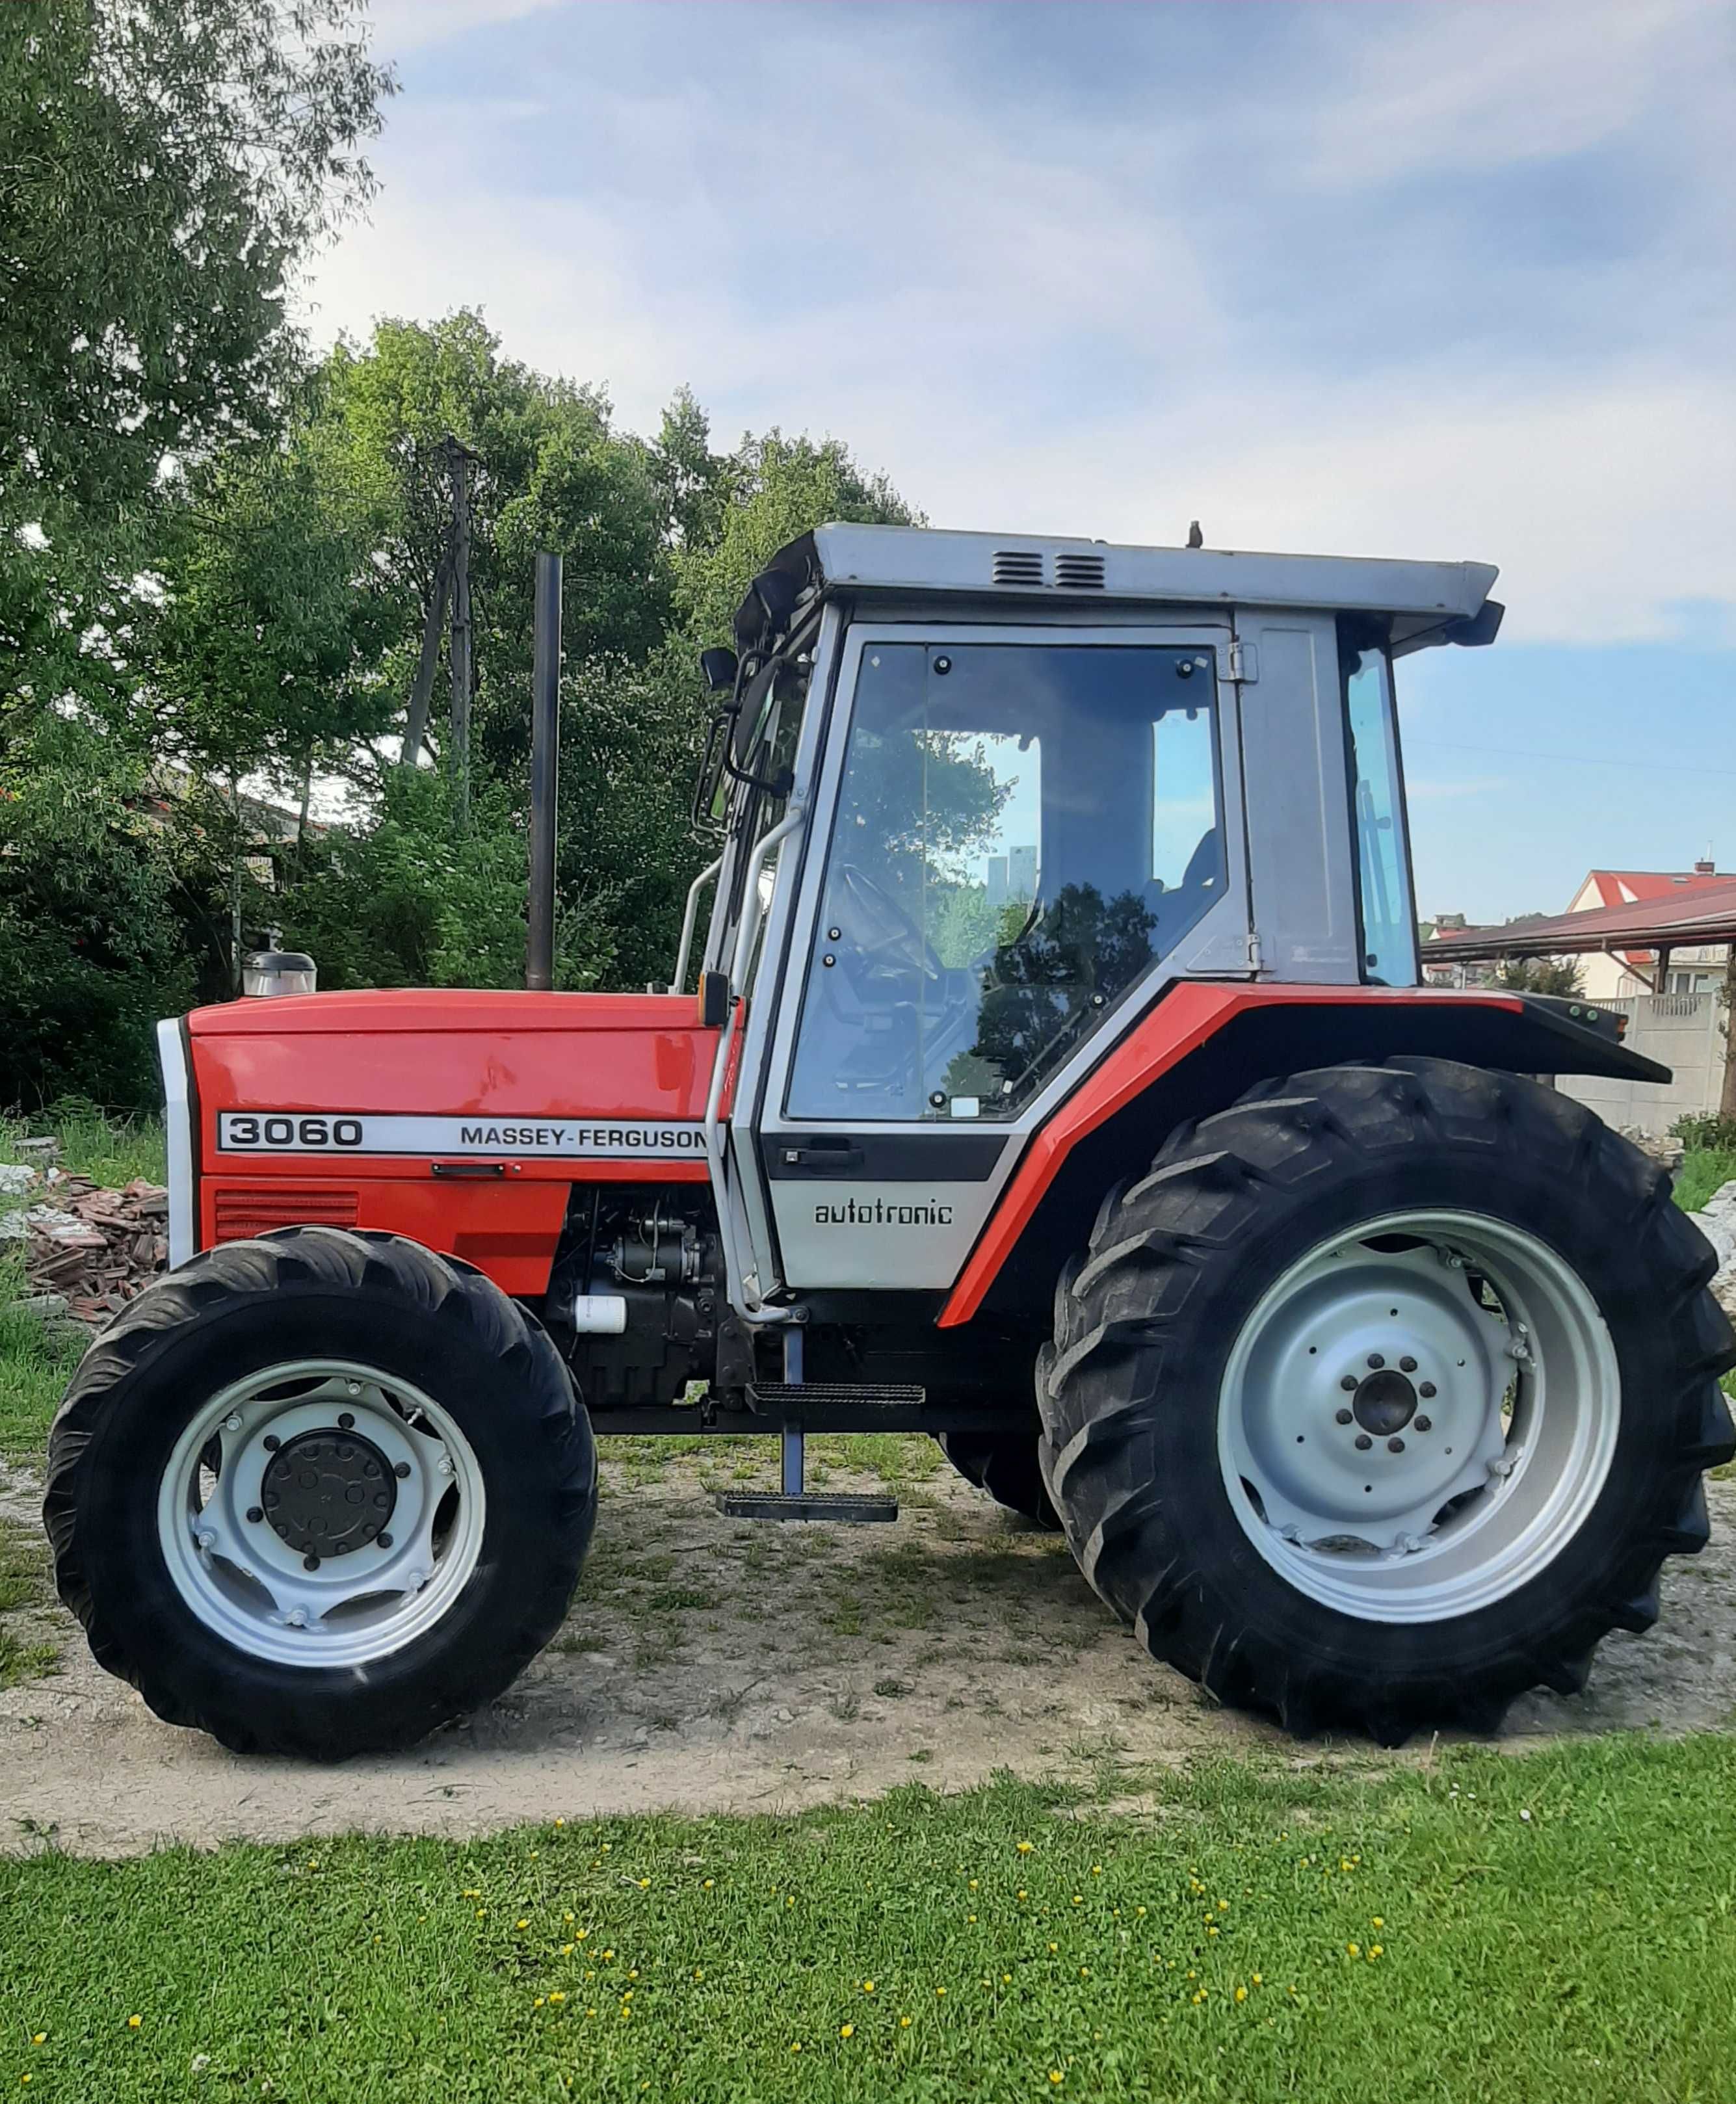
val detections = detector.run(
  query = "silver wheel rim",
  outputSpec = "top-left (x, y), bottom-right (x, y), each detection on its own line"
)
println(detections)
top-left (156, 1359), bottom-right (488, 1668)
top-left (1217, 1209), bottom-right (1620, 1624)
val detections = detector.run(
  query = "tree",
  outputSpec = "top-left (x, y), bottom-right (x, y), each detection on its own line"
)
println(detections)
top-left (1496, 956), bottom-right (1585, 997)
top-left (0, 0), bottom-right (391, 726)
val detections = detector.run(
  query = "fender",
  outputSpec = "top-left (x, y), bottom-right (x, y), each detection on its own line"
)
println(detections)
top-left (938, 981), bottom-right (1666, 1328)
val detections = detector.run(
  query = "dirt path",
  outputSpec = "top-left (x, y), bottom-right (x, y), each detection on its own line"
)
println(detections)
top-left (3, 1442), bottom-right (1732, 1858)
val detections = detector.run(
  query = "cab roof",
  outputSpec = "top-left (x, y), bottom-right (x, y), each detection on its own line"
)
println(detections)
top-left (735, 522), bottom-right (1502, 657)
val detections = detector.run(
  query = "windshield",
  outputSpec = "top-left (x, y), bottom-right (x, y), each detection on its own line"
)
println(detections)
top-left (786, 639), bottom-right (1224, 1121)
top-left (1342, 640), bottom-right (1417, 986)
top-left (711, 647), bottom-right (811, 973)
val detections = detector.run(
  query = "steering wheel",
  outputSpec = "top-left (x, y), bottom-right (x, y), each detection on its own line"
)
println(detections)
top-left (833, 865), bottom-right (948, 987)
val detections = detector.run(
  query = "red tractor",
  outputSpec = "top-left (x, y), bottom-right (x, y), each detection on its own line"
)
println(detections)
top-left (46, 524), bottom-right (1733, 1759)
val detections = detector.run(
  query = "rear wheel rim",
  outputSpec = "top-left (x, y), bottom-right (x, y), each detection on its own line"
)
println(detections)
top-left (155, 1358), bottom-right (487, 1668)
top-left (1217, 1209), bottom-right (1620, 1623)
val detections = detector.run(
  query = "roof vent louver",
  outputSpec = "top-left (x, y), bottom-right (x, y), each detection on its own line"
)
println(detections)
top-left (992, 549), bottom-right (1046, 587)
top-left (1053, 552), bottom-right (1107, 590)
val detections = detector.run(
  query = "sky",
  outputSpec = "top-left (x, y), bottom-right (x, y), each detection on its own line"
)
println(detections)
top-left (298, 0), bottom-right (1735, 924)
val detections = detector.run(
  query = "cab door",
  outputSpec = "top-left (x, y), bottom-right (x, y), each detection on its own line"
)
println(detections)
top-left (745, 621), bottom-right (1248, 1293)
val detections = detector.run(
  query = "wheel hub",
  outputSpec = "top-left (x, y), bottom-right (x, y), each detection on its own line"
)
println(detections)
top-left (1352, 1368), bottom-right (1417, 1438)
top-left (261, 1427), bottom-right (397, 1558)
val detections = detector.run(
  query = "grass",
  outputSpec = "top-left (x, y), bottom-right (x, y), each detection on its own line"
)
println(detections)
top-left (1674, 1146), bottom-right (1736, 1217)
top-left (1, 1100), bottom-right (166, 1190)
top-left (3, 1735), bottom-right (1735, 2102)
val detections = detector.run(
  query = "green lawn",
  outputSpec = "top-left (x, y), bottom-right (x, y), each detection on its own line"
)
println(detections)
top-left (1674, 1146), bottom-right (1736, 1217)
top-left (4, 1736), bottom-right (1735, 2103)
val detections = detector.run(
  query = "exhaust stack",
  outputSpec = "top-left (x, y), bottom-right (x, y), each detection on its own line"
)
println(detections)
top-left (526, 550), bottom-right (562, 992)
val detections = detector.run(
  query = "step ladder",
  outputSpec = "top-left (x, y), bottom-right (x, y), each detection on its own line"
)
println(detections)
top-left (713, 1330), bottom-right (902, 1523)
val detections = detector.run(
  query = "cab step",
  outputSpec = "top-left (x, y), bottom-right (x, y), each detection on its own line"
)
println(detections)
top-left (745, 1382), bottom-right (925, 1410)
top-left (714, 1490), bottom-right (898, 1525)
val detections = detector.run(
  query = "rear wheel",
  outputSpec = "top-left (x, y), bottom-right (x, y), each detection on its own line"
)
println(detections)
top-left (937, 1426), bottom-right (1060, 1529)
top-left (45, 1226), bottom-right (596, 1759)
top-left (1037, 1059), bottom-right (1735, 1741)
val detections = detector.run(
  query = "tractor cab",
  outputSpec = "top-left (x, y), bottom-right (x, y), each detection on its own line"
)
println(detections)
top-left (685, 523), bottom-right (1504, 1312)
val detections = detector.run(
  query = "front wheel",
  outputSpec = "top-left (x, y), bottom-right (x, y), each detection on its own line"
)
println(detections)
top-left (45, 1226), bottom-right (597, 1759)
top-left (1037, 1059), bottom-right (1735, 1741)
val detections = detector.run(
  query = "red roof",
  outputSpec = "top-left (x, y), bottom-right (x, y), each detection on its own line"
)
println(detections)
top-left (1577, 870), bottom-right (1724, 965)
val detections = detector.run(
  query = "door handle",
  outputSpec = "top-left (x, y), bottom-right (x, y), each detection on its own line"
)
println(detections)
top-left (778, 1142), bottom-right (865, 1173)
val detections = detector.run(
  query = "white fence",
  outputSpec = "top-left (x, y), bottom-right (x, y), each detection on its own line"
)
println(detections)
top-left (1557, 993), bottom-right (1727, 1135)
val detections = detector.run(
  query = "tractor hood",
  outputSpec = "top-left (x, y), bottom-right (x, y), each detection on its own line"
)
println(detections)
top-left (168, 990), bottom-right (721, 1291)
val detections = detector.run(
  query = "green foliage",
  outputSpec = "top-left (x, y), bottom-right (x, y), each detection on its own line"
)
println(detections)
top-left (0, 715), bottom-right (195, 1107)
top-left (282, 769), bottom-right (611, 992)
top-left (0, 0), bottom-right (390, 730)
top-left (1672, 1112), bottom-right (1736, 1155)
top-left (1495, 955), bottom-right (1585, 997)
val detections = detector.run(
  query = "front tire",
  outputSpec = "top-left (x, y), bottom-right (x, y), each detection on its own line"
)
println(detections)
top-left (45, 1226), bottom-right (597, 1759)
top-left (1036, 1059), bottom-right (1735, 1741)
top-left (937, 1427), bottom-right (1060, 1529)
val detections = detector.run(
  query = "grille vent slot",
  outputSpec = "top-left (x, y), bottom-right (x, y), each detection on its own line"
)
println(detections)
top-left (214, 1186), bottom-right (360, 1242)
top-left (992, 549), bottom-right (1045, 587)
top-left (1053, 551), bottom-right (1107, 590)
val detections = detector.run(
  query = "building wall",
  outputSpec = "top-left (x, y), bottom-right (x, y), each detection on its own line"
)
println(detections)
top-left (1557, 993), bottom-right (1727, 1135)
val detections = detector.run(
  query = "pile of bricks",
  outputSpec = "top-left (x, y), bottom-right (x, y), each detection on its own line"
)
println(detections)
top-left (1, 1164), bottom-right (169, 1331)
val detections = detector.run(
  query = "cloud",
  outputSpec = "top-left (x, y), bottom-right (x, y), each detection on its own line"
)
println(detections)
top-left (300, 0), bottom-right (1735, 646)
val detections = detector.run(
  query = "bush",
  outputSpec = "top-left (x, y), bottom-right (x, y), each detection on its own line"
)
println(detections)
top-left (1670, 1112), bottom-right (1736, 1153)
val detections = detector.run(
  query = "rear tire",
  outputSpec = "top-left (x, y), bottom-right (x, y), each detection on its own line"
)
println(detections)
top-left (938, 1427), bottom-right (1060, 1529)
top-left (1036, 1059), bottom-right (1735, 1742)
top-left (45, 1226), bottom-right (597, 1760)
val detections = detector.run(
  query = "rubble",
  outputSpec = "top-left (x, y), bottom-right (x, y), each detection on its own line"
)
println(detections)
top-left (1, 1166), bottom-right (169, 1329)
top-left (1615, 1124), bottom-right (1686, 1176)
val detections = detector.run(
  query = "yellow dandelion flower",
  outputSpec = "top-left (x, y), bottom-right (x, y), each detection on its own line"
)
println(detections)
top-left (516, 1918), bottom-right (530, 1930)
top-left (1252, 1973), bottom-right (1263, 1986)
top-left (563, 1910), bottom-right (573, 1923)
top-left (968, 1879), bottom-right (979, 1890)
top-left (1192, 1990), bottom-right (1207, 2005)
top-left (1135, 1905), bottom-right (1146, 1916)
top-left (1217, 1899), bottom-right (1229, 1911)
top-left (1049, 2073), bottom-right (1064, 2086)
top-left (862, 1981), bottom-right (875, 1993)
top-left (637, 1878), bottom-right (650, 1890)
top-left (30, 2040), bottom-right (44, 2050)
top-left (1072, 1895), bottom-right (1083, 1906)
top-left (693, 1968), bottom-right (704, 1980)
top-left (967, 1913), bottom-right (977, 1923)
top-left (126, 2017), bottom-right (142, 2031)
top-left (790, 2043), bottom-right (801, 2053)
top-left (1235, 1986), bottom-right (1248, 2003)
top-left (602, 1949), bottom-right (614, 1961)
top-left (577, 1928), bottom-right (590, 1940)
top-left (1047, 1941), bottom-right (1059, 1953)
top-left (839, 2024), bottom-right (854, 2039)
top-left (901, 2014), bottom-right (913, 2028)
top-left (601, 1843), bottom-right (611, 1851)
top-left (1207, 1926), bottom-right (1218, 1938)
top-left (1091, 1865), bottom-right (1102, 1876)
top-left (703, 1879), bottom-right (714, 1889)
top-left (533, 1997), bottom-right (546, 2009)
top-left (1372, 1916), bottom-right (1384, 1928)
top-left (1369, 1945), bottom-right (1384, 1960)
top-left (1001, 1973), bottom-right (1011, 1984)
top-left (1017, 1840), bottom-right (1034, 1853)
top-left (1079, 1967), bottom-right (1090, 1980)
top-left (475, 1909), bottom-right (486, 1919)
top-left (554, 1817), bottom-right (565, 1828)
top-left (627, 1969), bottom-right (639, 1980)
top-left (936, 1986), bottom-right (946, 1997)
top-left (1346, 1942), bottom-right (1360, 1958)
top-left (1018, 1889), bottom-right (1028, 1900)
top-left (561, 1944), bottom-right (574, 1956)
top-left (549, 1992), bottom-right (566, 2005)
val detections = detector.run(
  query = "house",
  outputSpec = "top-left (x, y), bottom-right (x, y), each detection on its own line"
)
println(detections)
top-left (1566, 861), bottom-right (1728, 997)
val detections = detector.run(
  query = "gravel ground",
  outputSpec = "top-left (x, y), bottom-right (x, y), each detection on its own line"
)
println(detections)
top-left (1, 1445), bottom-right (1731, 1858)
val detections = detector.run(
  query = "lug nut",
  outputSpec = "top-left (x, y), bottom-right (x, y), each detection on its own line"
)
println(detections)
top-left (1419, 1382), bottom-right (1436, 1399)
top-left (304, 1554), bottom-right (321, 1571)
top-left (1399, 1356), bottom-right (1417, 1374)
top-left (1335, 1408), bottom-right (1353, 1425)
top-left (1414, 1415), bottom-right (1432, 1433)
top-left (1354, 1433), bottom-right (1373, 1451)
top-left (263, 1434), bottom-right (280, 1451)
top-left (377, 1532), bottom-right (393, 1549)
top-left (394, 1461), bottom-right (410, 1479)
top-left (1387, 1437), bottom-right (1405, 1454)
top-left (1367, 1353), bottom-right (1385, 1369)
top-left (338, 1412), bottom-right (355, 1430)
top-left (246, 1506), bottom-right (263, 1523)
top-left (1340, 1376), bottom-right (1357, 1392)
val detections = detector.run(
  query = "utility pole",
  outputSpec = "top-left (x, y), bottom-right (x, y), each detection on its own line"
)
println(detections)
top-left (441, 434), bottom-right (477, 828)
top-left (401, 549), bottom-right (452, 767)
